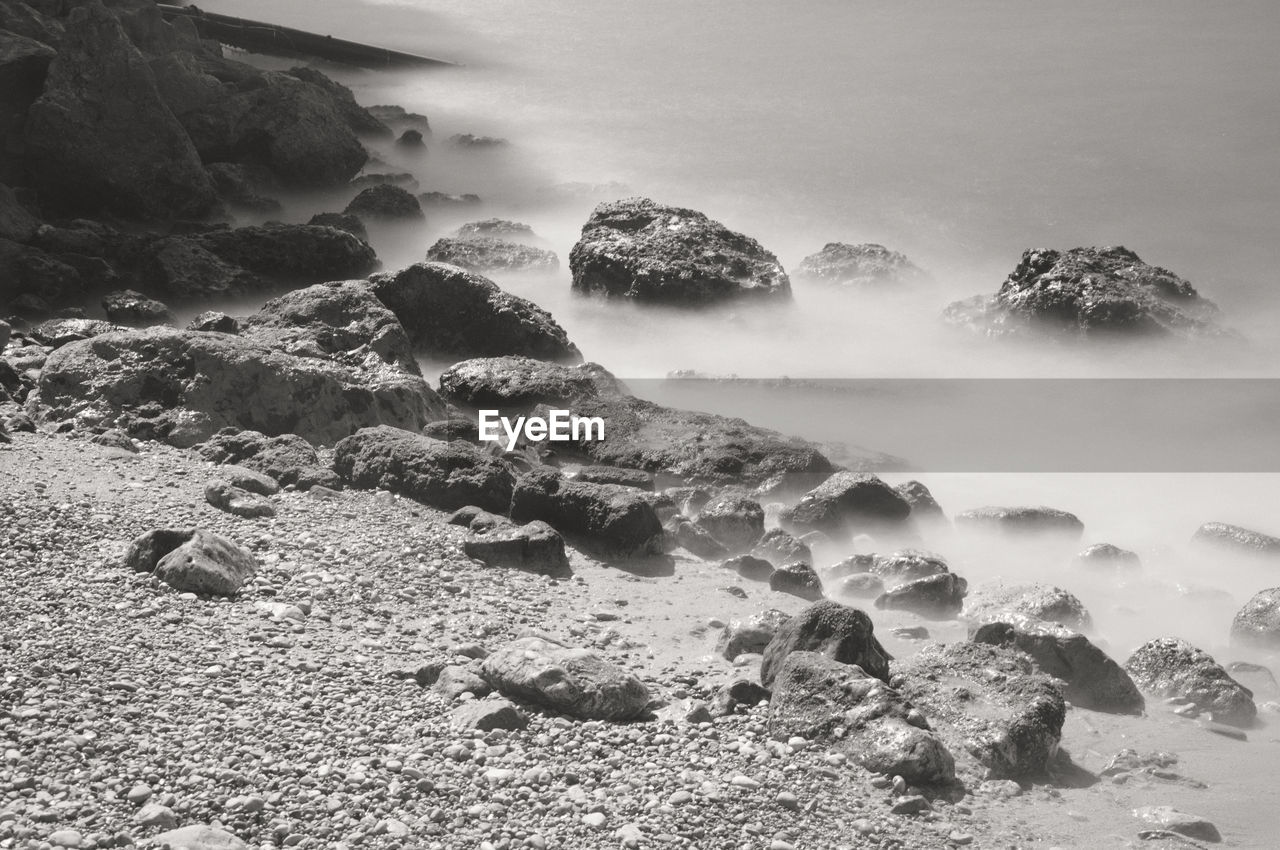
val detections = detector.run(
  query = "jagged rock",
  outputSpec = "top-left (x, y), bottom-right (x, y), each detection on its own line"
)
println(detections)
top-left (795, 243), bottom-right (929, 288)
top-left (954, 505), bottom-right (1084, 538)
top-left (723, 554), bottom-right (774, 582)
top-left (28, 318), bottom-right (121, 348)
top-left (284, 65), bottom-right (389, 136)
top-left (480, 635), bottom-right (650, 721)
top-left (101, 289), bottom-right (173, 327)
top-left (463, 520), bottom-right (570, 575)
top-left (427, 237), bottom-right (559, 273)
top-left (769, 563), bottom-right (824, 601)
top-left (768, 651), bottom-right (954, 784)
top-left (569, 197), bottom-right (791, 305)
top-left (307, 212), bottom-right (366, 240)
top-left (876, 573), bottom-right (968, 620)
top-left (780, 472), bottom-right (912, 536)
top-left (204, 479), bottom-right (275, 519)
top-left (187, 311), bottom-right (239, 334)
top-left (574, 466), bottom-right (654, 491)
top-left (333, 424), bottom-right (515, 513)
top-left (1230, 588), bottom-right (1280, 652)
top-left (696, 495), bottom-right (764, 552)
top-left (752, 528), bottom-right (812, 567)
top-left (972, 617), bottom-right (1144, 714)
top-left (1125, 637), bottom-right (1255, 726)
top-left (963, 582), bottom-right (1092, 631)
top-left (1191, 522), bottom-right (1280, 558)
top-left (1073, 542), bottom-right (1141, 571)
top-left (197, 430), bottom-right (338, 490)
top-left (124, 528), bottom-right (256, 597)
top-left (344, 184), bottom-right (423, 219)
top-left (510, 467), bottom-right (664, 559)
top-left (717, 610), bottom-right (791, 661)
top-left (368, 263), bottom-right (582, 363)
top-left (760, 600), bottom-right (891, 688)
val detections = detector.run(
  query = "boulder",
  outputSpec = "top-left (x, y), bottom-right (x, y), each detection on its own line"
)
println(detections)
top-left (216, 464), bottom-right (279, 496)
top-left (752, 528), bottom-right (812, 567)
top-left (972, 617), bottom-right (1144, 714)
top-left (308, 212), bottom-right (366, 240)
top-left (397, 128), bottom-right (424, 147)
top-left (24, 4), bottom-right (216, 221)
top-left (723, 554), bottom-right (774, 582)
top-left (695, 495), bottom-right (764, 552)
top-left (1073, 542), bottom-right (1141, 571)
top-left (717, 609), bottom-right (791, 660)
top-left (665, 516), bottom-right (728, 559)
top-left (196, 430), bottom-right (338, 490)
top-left (456, 219), bottom-right (537, 242)
top-left (0, 239), bottom-right (87, 304)
top-left (204, 479), bottom-right (275, 519)
top-left (205, 162), bottom-right (280, 212)
top-left (569, 197), bottom-right (791, 305)
top-left (438, 356), bottom-right (623, 410)
top-left (838, 573), bottom-right (885, 600)
top-left (760, 600), bottom-right (891, 688)
top-left (333, 425), bottom-right (515, 513)
top-left (768, 651), bottom-right (954, 784)
top-left (794, 243), bottom-right (929, 288)
top-left (1191, 522), bottom-right (1280, 558)
top-left (1124, 637), bottom-right (1255, 726)
top-left (0, 184), bottom-right (40, 244)
top-left (780, 472), bottom-right (912, 536)
top-left (192, 224), bottom-right (378, 283)
top-left (101, 289), bottom-right (173, 327)
top-left (943, 246), bottom-right (1231, 340)
top-left (895, 480), bottom-right (945, 522)
top-left (1230, 587), bottom-right (1280, 652)
top-left (710, 678), bottom-right (772, 716)
top-left (0, 33), bottom-right (55, 186)
top-left (875, 573), bottom-right (968, 620)
top-left (1131, 807), bottom-right (1222, 843)
top-left (509, 467), bottom-right (664, 559)
top-left (574, 466), bottom-right (654, 491)
top-left (283, 65), bottom-right (389, 136)
top-left (368, 263), bottom-right (582, 363)
top-left (124, 527), bottom-right (257, 597)
top-left (344, 184), bottom-right (423, 219)
top-left (963, 582), bottom-right (1092, 631)
top-left (449, 697), bottom-right (529, 731)
top-left (34, 327), bottom-right (438, 447)
top-left (896, 641), bottom-right (1067, 780)
top-left (28, 317), bottom-right (121, 348)
top-left (480, 635), bottom-right (650, 721)
top-left (427, 237), bottom-right (559, 273)
top-left (187, 311), bottom-right (239, 334)
top-left (867, 550), bottom-right (950, 589)
top-left (769, 563), bottom-right (824, 601)
top-left (463, 520), bottom-right (570, 575)
top-left (138, 237), bottom-right (262, 298)
top-left (954, 505), bottom-right (1084, 538)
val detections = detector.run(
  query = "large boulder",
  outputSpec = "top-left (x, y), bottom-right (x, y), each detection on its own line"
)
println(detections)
top-left (875, 573), bottom-right (968, 620)
top-left (344, 184), bottom-right (423, 220)
top-left (24, 4), bottom-right (216, 221)
top-left (101, 289), bottom-right (173, 327)
top-left (368, 263), bottom-right (582, 363)
top-left (943, 246), bottom-right (1230, 340)
top-left (953, 505), bottom-right (1084, 538)
top-left (695, 494), bottom-right (765, 552)
top-left (865, 550), bottom-right (951, 589)
top-left (779, 472), bottom-right (912, 536)
top-left (124, 527), bottom-right (256, 597)
top-left (34, 327), bottom-right (438, 447)
top-left (462, 520), bottom-right (570, 576)
top-left (1124, 637), bottom-right (1255, 727)
top-left (568, 197), bottom-right (791, 305)
top-left (769, 562), bottom-right (824, 601)
top-left (1191, 522), bottom-right (1280, 559)
top-left (136, 236), bottom-right (261, 298)
top-left (480, 635), bottom-right (650, 721)
top-left (895, 480), bottom-right (946, 523)
top-left (794, 243), bottom-right (929, 288)
top-left (972, 617), bottom-right (1144, 714)
top-left (196, 430), bottom-right (338, 491)
top-left (191, 224), bottom-right (378, 283)
top-left (438, 356), bottom-right (624, 410)
top-left (509, 467), bottom-right (664, 559)
top-left (768, 651), bottom-right (955, 785)
top-left (333, 425), bottom-right (516, 513)
top-left (1231, 588), bottom-right (1280, 652)
top-left (963, 581), bottom-right (1092, 631)
top-left (760, 600), bottom-right (891, 688)
top-left (0, 33), bottom-right (54, 185)
top-left (427, 237), bottom-right (559, 273)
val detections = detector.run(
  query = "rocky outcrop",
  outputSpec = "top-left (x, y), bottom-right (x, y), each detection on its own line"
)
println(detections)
top-left (480, 635), bottom-right (650, 721)
top-left (28, 318), bottom-right (122, 348)
top-left (462, 519), bottom-right (570, 576)
top-left (333, 425), bottom-right (516, 513)
top-left (954, 506), bottom-right (1083, 538)
top-left (875, 573), bottom-right (968, 620)
top-left (1191, 522), bottom-right (1280, 558)
top-left (1229, 588), bottom-right (1280, 652)
top-left (368, 263), bottom-right (582, 363)
top-left (760, 600), bottom-right (891, 688)
top-left (779, 472), bottom-right (912, 536)
top-left (794, 243), bottom-right (929, 288)
top-left (963, 582), bottom-right (1092, 631)
top-left (123, 527), bottom-right (256, 597)
top-left (569, 198), bottom-right (791, 305)
top-left (695, 495), bottom-right (764, 552)
top-left (509, 468), bottom-right (665, 559)
top-left (196, 430), bottom-right (338, 491)
top-left (1124, 638), bottom-right (1255, 727)
top-left (768, 651), bottom-right (955, 785)
top-left (943, 246), bottom-right (1231, 340)
top-left (426, 238), bottom-right (559, 273)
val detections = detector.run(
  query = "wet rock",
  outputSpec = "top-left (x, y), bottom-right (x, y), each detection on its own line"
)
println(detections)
top-left (456, 219), bottom-right (537, 242)
top-left (101, 289), bottom-right (173, 327)
top-left (867, 550), bottom-right (951, 589)
top-left (1074, 542), bottom-right (1141, 571)
top-left (204, 479), bottom-right (275, 518)
top-left (769, 651), bottom-right (954, 784)
top-left (205, 162), bottom-right (281, 212)
top-left (344, 183), bottom-right (424, 220)
top-left (1231, 587), bottom-right (1280, 651)
top-left (769, 563), bottom-right (824, 601)
top-left (724, 554), bottom-right (774, 582)
top-left (780, 472), bottom-right (912, 536)
top-left (420, 191), bottom-right (481, 208)
top-left (197, 430), bottom-right (338, 490)
top-left (954, 505), bottom-right (1084, 538)
top-left (334, 424), bottom-right (516, 513)
top-left (760, 600), bottom-right (891, 688)
top-left (481, 635), bottom-right (650, 721)
top-left (574, 465), bottom-right (654, 490)
top-left (717, 610), bottom-right (791, 660)
top-left (450, 697), bottom-right (529, 731)
top-left (439, 356), bottom-right (623, 410)
top-left (138, 237), bottom-right (261, 299)
top-left (510, 467), bottom-right (664, 559)
top-left (696, 494), bottom-right (765, 552)
top-left (876, 573), bottom-right (968, 620)
top-left (283, 65), bottom-right (389, 136)
top-left (895, 480), bottom-right (945, 523)
top-left (1132, 807), bottom-right (1221, 843)
top-left (838, 573), bottom-right (885, 599)
top-left (187, 311), bottom-right (239, 334)
top-left (125, 528), bottom-right (257, 597)
top-left (307, 212), bottom-right (367, 240)
top-left (972, 616), bottom-right (1144, 714)
top-left (369, 262), bottom-right (582, 362)
top-left (463, 519), bottom-right (570, 575)
top-left (794, 243), bottom-right (929, 288)
top-left (1125, 638), bottom-right (1255, 726)
top-left (569, 197), bottom-right (791, 305)
top-left (943, 246), bottom-right (1231, 340)
top-left (1191, 521), bottom-right (1280, 558)
top-left (192, 223), bottom-right (378, 283)
top-left (666, 516), bottom-right (729, 559)
top-left (963, 581), bottom-right (1092, 631)
top-left (427, 237), bottom-right (559, 273)
top-left (752, 528), bottom-right (812, 567)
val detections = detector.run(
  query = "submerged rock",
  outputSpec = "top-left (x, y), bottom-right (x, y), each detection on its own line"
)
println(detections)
top-left (427, 237), bottom-right (559, 273)
top-left (455, 219), bottom-right (537, 242)
top-left (794, 242), bottom-right (929, 288)
top-left (954, 505), bottom-right (1084, 538)
top-left (760, 600), bottom-right (891, 688)
top-left (569, 197), bottom-right (791, 305)
top-left (1125, 637), bottom-right (1255, 726)
top-left (1230, 588), bottom-right (1280, 652)
top-left (1073, 542), bottom-right (1141, 571)
top-left (481, 635), bottom-right (650, 721)
top-left (509, 467), bottom-right (665, 559)
top-left (963, 582), bottom-right (1092, 631)
top-left (1191, 521), bottom-right (1280, 558)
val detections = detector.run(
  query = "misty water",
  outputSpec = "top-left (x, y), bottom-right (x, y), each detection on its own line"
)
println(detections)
top-left (197, 0), bottom-right (1280, 676)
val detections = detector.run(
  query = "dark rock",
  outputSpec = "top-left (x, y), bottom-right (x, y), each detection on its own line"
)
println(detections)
top-left (0, 34), bottom-right (55, 181)
top-left (283, 65), bottom-right (389, 136)
top-left (895, 480), bottom-right (945, 522)
top-left (752, 528), bottom-right (812, 567)
top-left (101, 290), bottom-right (173, 327)
top-left (122, 528), bottom-right (195, 574)
top-left (963, 582), bottom-right (1092, 631)
top-left (423, 417), bottom-right (480, 443)
top-left (137, 237), bottom-right (261, 299)
top-left (463, 520), bottom-right (570, 575)
top-left (127, 528), bottom-right (257, 597)
top-left (665, 516), bottom-right (729, 559)
top-left (197, 430), bottom-right (338, 490)
top-left (367, 104), bottom-right (430, 132)
top-left (187, 311), bottom-right (239, 334)
top-left (510, 467), bottom-right (664, 559)
top-left (368, 263), bottom-right (582, 363)
top-left (1073, 542), bottom-right (1141, 571)
top-left (396, 128), bottom-right (424, 147)
top-left (449, 697), bottom-right (529, 731)
top-left (795, 243), bottom-right (929, 288)
top-left (718, 610), bottom-right (792, 661)
top-left (0, 184), bottom-right (40, 244)
top-left (723, 554), bottom-right (774, 582)
top-left (350, 172), bottom-right (419, 191)
top-left (344, 184), bottom-right (424, 220)
top-left (954, 505), bottom-right (1084, 538)
top-left (0, 239), bottom-right (86, 304)
top-left (205, 162), bottom-right (280, 212)
top-left (333, 424), bottom-right (516, 513)
top-left (426, 237), bottom-right (559, 273)
top-left (1191, 521), bottom-right (1280, 558)
top-left (307, 212), bottom-right (366, 240)
top-left (972, 616), bottom-right (1144, 714)
top-left (192, 223), bottom-right (378, 282)
top-left (696, 495), bottom-right (764, 553)
top-left (204, 479), bottom-right (275, 518)
top-left (438, 356), bottom-right (622, 410)
top-left (710, 678), bottom-right (771, 716)
top-left (455, 219), bottom-right (537, 242)
top-left (768, 651), bottom-right (954, 784)
top-left (868, 550), bottom-right (951, 589)
top-left (780, 472), bottom-right (912, 536)
top-left (769, 563), bottom-right (824, 601)
top-left (876, 573), bottom-right (968, 620)
top-left (87, 428), bottom-right (136, 452)
top-left (574, 466), bottom-right (654, 491)
top-left (1229, 587), bottom-right (1280, 652)
top-left (480, 635), bottom-right (650, 721)
top-left (760, 600), bottom-right (891, 688)
top-left (1125, 637), bottom-right (1255, 727)
top-left (569, 197), bottom-right (791, 305)
top-left (943, 246), bottom-right (1231, 339)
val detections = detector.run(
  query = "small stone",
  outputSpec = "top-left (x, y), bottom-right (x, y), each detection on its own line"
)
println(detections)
top-left (582, 812), bottom-right (607, 829)
top-left (890, 795), bottom-right (930, 815)
top-left (776, 792), bottom-right (799, 810)
top-left (48, 830), bottom-right (83, 848)
top-left (126, 784), bottom-right (153, 805)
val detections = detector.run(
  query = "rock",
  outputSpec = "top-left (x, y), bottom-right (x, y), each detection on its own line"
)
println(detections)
top-left (666, 516), bottom-right (729, 559)
top-left (838, 573), bottom-right (885, 599)
top-left (769, 651), bottom-right (955, 784)
top-left (123, 528), bottom-right (256, 597)
top-left (0, 318), bottom-right (9, 350)
top-left (1132, 807), bottom-right (1221, 843)
top-left (510, 467), bottom-right (664, 559)
top-left (450, 133), bottom-right (508, 148)
top-left (794, 243), bottom-right (929, 288)
top-left (972, 616), bottom-right (1144, 714)
top-left (456, 219), bottom-right (537, 242)
top-left (569, 197), bottom-right (791, 305)
top-left (433, 665), bottom-right (491, 700)
top-left (214, 464), bottom-right (278, 495)
top-left (0, 183), bottom-right (40, 244)
top-left (463, 520), bottom-right (570, 575)
top-left (780, 472), bottom-right (912, 536)
top-left (769, 563), bottom-right (824, 601)
top-left (480, 635), bottom-right (650, 721)
top-left (34, 327), bottom-right (438, 447)
top-left (943, 246), bottom-right (1231, 340)
top-left (574, 465), bottom-right (654, 491)
top-left (196, 430), bottom-right (338, 490)
top-left (724, 554), bottom-right (774, 581)
top-left (191, 223), bottom-right (378, 283)
top-left (47, 831), bottom-right (83, 849)
top-left (439, 356), bottom-right (624, 411)
top-left (449, 697), bottom-right (529, 731)
top-left (895, 480), bottom-right (945, 522)
top-left (397, 128), bottom-right (424, 147)
top-left (717, 610), bottom-right (791, 660)
top-left (368, 263), bottom-right (582, 363)
top-left (897, 641), bottom-right (1066, 780)
top-left (867, 550), bottom-right (950, 589)
top-left (205, 162), bottom-right (280, 212)
top-left (760, 600), bottom-right (891, 688)
top-left (134, 803), bottom-right (177, 829)
top-left (186, 311), bottom-right (239, 334)
top-left (87, 428), bottom-right (136, 452)
top-left (963, 582), bottom-right (1092, 631)
top-left (143, 825), bottom-right (249, 849)
top-left (954, 505), bottom-right (1084, 538)
top-left (1073, 542), bottom-right (1141, 571)
top-left (426, 237), bottom-right (559, 273)
top-left (333, 425), bottom-right (516, 513)
top-left (876, 573), bottom-right (968, 620)
top-left (24, 4), bottom-right (216, 221)
top-left (29, 318), bottom-right (122, 347)
top-left (1231, 588), bottom-right (1280, 651)
top-left (344, 184), bottom-right (423, 220)
top-left (204, 479), bottom-right (275, 518)
top-left (101, 289), bottom-right (173, 327)
top-left (138, 237), bottom-right (261, 299)
top-left (420, 191), bottom-right (481, 208)
top-left (752, 528), bottom-right (812, 567)
top-left (1191, 521), bottom-right (1280, 558)
top-left (308, 212), bottom-right (367, 240)
top-left (710, 678), bottom-right (771, 716)
top-left (696, 495), bottom-right (765, 552)
top-left (1125, 638), bottom-right (1255, 726)
top-left (283, 65), bottom-right (389, 136)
